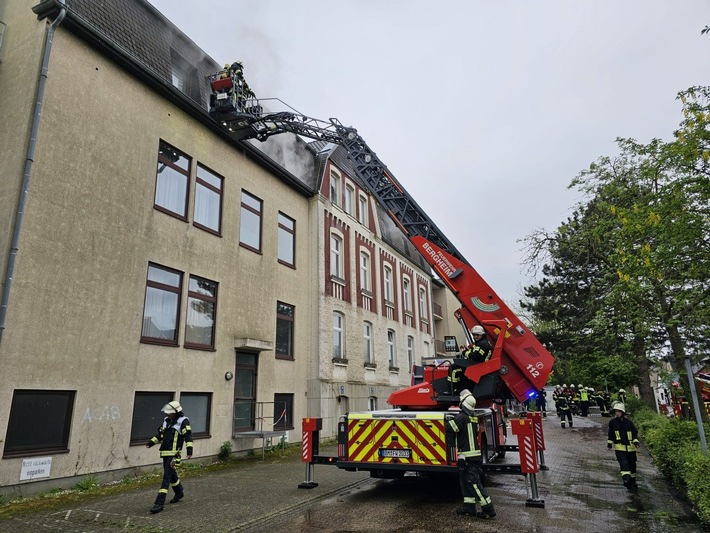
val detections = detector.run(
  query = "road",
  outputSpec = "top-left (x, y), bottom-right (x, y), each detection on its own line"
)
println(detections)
top-left (0, 412), bottom-right (705, 532)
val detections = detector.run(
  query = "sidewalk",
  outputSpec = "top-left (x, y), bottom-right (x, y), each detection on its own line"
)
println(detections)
top-left (0, 412), bottom-right (705, 532)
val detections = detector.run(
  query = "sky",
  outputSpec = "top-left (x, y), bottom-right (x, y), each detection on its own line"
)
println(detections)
top-left (149, 0), bottom-right (707, 308)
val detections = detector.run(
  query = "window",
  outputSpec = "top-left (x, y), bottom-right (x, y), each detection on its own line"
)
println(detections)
top-left (4, 390), bottom-right (75, 457)
top-left (154, 140), bottom-right (190, 219)
top-left (130, 391), bottom-right (173, 445)
top-left (407, 335), bottom-right (415, 370)
top-left (330, 234), bottom-right (342, 278)
top-left (360, 251), bottom-right (370, 291)
top-left (185, 275), bottom-right (218, 350)
top-left (180, 393), bottom-right (211, 438)
top-left (383, 265), bottom-right (393, 303)
top-left (345, 185), bottom-right (354, 215)
top-left (141, 263), bottom-right (182, 345)
top-left (387, 330), bottom-right (397, 368)
top-left (330, 170), bottom-right (341, 206)
top-left (424, 341), bottom-right (430, 357)
top-left (277, 212), bottom-right (296, 267)
top-left (275, 302), bottom-right (295, 360)
top-left (170, 49), bottom-right (200, 102)
top-left (333, 312), bottom-right (344, 359)
top-left (193, 164), bottom-right (223, 235)
top-left (419, 287), bottom-right (428, 320)
top-left (240, 190), bottom-right (262, 252)
top-left (403, 278), bottom-right (412, 312)
top-left (234, 352), bottom-right (258, 432)
top-left (364, 321), bottom-right (373, 364)
top-left (273, 393), bottom-right (294, 430)
top-left (358, 194), bottom-right (368, 225)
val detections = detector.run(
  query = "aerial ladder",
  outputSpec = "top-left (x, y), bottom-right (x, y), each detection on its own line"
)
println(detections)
top-left (208, 64), bottom-right (553, 506)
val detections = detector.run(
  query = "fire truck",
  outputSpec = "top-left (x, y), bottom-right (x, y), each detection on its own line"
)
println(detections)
top-left (208, 64), bottom-right (555, 482)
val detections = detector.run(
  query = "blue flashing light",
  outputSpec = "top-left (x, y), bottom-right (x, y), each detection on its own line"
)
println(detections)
top-left (527, 391), bottom-right (537, 398)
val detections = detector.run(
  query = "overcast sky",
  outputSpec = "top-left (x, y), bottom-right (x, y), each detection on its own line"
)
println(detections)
top-left (149, 0), bottom-right (707, 308)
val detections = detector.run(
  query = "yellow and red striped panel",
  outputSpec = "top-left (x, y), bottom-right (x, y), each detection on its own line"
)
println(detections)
top-left (347, 413), bottom-right (449, 465)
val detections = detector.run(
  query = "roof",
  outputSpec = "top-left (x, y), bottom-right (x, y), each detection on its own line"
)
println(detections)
top-left (32, 0), bottom-right (315, 196)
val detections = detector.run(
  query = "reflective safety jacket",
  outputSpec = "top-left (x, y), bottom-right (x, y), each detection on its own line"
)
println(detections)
top-left (446, 411), bottom-right (481, 459)
top-left (463, 337), bottom-right (492, 363)
top-left (607, 416), bottom-right (639, 452)
top-left (149, 415), bottom-right (194, 457)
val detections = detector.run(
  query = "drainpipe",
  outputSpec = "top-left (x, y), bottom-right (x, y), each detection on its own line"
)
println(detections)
top-left (0, 1), bottom-right (66, 346)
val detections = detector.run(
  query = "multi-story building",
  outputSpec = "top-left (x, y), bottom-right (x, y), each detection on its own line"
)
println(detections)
top-left (0, 0), bottom-right (456, 496)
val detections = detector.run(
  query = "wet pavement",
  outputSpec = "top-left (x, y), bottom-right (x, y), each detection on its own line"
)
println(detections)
top-left (0, 411), bottom-right (705, 532)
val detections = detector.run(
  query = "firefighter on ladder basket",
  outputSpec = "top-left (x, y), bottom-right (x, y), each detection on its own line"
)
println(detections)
top-left (446, 389), bottom-right (497, 519)
top-left (448, 325), bottom-right (492, 395)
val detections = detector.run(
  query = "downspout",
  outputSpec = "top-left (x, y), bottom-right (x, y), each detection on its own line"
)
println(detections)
top-left (0, 1), bottom-right (66, 345)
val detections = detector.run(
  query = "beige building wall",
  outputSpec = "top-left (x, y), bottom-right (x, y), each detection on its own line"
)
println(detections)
top-left (0, 7), bottom-right (312, 494)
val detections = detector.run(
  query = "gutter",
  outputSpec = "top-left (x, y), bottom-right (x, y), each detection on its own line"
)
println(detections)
top-left (0, 0), bottom-right (66, 345)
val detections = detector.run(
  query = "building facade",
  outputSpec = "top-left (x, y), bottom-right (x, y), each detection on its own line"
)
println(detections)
top-left (0, 0), bottom-right (460, 496)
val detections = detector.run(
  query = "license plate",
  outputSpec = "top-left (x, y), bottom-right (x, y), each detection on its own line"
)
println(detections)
top-left (217, 93), bottom-right (228, 100)
top-left (379, 448), bottom-right (412, 459)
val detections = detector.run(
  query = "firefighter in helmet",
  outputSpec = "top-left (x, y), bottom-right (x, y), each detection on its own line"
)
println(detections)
top-left (462, 325), bottom-right (492, 363)
top-left (446, 389), bottom-right (496, 519)
top-left (607, 401), bottom-right (640, 491)
top-left (146, 401), bottom-right (194, 514)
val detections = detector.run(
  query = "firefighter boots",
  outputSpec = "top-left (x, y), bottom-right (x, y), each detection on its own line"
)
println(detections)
top-left (456, 506), bottom-right (478, 516)
top-left (477, 504), bottom-right (496, 519)
top-left (149, 504), bottom-right (163, 514)
top-left (170, 492), bottom-right (184, 504)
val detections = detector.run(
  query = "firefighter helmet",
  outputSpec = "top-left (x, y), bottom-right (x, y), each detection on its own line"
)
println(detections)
top-left (612, 402), bottom-right (626, 413)
top-left (578, 384), bottom-right (584, 388)
top-left (562, 384), bottom-right (567, 388)
top-left (162, 401), bottom-right (183, 414)
top-left (570, 384), bottom-right (575, 389)
top-left (619, 388), bottom-right (626, 393)
top-left (459, 389), bottom-right (476, 414)
top-left (471, 325), bottom-right (485, 336)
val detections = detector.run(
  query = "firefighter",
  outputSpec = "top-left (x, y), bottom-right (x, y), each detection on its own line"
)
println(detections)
top-left (146, 401), bottom-right (194, 514)
top-left (446, 389), bottom-right (496, 519)
top-left (617, 388), bottom-right (628, 404)
top-left (607, 402), bottom-right (640, 491)
top-left (463, 325), bottom-right (492, 363)
top-left (557, 392), bottom-right (573, 428)
top-left (535, 388), bottom-right (547, 417)
top-left (579, 384), bottom-right (589, 417)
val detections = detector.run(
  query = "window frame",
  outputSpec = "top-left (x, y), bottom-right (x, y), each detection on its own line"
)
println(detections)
top-left (419, 286), bottom-right (428, 320)
top-left (333, 312), bottom-right (345, 360)
top-left (154, 140), bottom-right (190, 221)
top-left (193, 163), bottom-right (224, 236)
top-left (358, 194), bottom-right (368, 225)
top-left (141, 263), bottom-right (183, 346)
top-left (239, 190), bottom-right (263, 253)
top-left (275, 301), bottom-right (295, 360)
top-left (344, 184), bottom-right (354, 215)
top-left (184, 274), bottom-right (218, 351)
top-left (360, 250), bottom-right (371, 292)
top-left (277, 212), bottom-right (296, 268)
top-left (179, 392), bottom-right (212, 439)
top-left (330, 170), bottom-right (341, 207)
top-left (407, 335), bottom-right (415, 371)
top-left (403, 277), bottom-right (412, 313)
top-left (3, 390), bottom-right (76, 457)
top-left (330, 233), bottom-right (343, 279)
top-left (363, 321), bottom-right (374, 364)
top-left (383, 265), bottom-right (393, 303)
top-left (387, 329), bottom-right (397, 369)
top-left (130, 391), bottom-right (174, 446)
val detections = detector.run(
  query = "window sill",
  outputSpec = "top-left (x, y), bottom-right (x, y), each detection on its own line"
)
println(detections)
top-left (332, 358), bottom-right (349, 366)
top-left (389, 366), bottom-right (400, 373)
top-left (364, 362), bottom-right (377, 369)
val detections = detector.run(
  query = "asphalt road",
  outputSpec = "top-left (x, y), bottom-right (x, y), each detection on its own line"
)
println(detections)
top-left (0, 411), bottom-right (705, 533)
